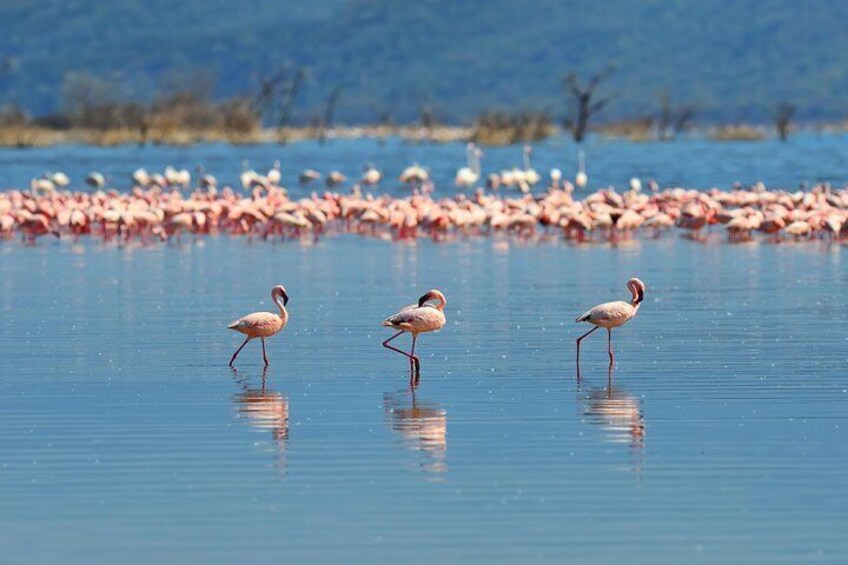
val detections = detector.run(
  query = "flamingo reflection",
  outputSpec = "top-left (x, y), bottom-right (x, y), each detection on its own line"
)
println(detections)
top-left (578, 367), bottom-right (645, 452)
top-left (383, 374), bottom-right (448, 475)
top-left (231, 368), bottom-right (289, 471)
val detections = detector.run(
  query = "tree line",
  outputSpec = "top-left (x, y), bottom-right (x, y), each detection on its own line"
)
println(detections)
top-left (0, 62), bottom-right (803, 146)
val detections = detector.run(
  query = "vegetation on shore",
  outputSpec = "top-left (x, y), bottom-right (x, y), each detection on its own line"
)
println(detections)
top-left (0, 64), bottom-right (819, 148)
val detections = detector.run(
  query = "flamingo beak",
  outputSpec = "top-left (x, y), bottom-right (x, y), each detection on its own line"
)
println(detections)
top-left (417, 292), bottom-right (432, 307)
top-left (282, 290), bottom-right (289, 306)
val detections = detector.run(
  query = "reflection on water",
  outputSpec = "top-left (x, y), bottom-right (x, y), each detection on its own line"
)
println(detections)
top-left (579, 368), bottom-right (645, 470)
top-left (383, 375), bottom-right (447, 476)
top-left (231, 368), bottom-right (289, 472)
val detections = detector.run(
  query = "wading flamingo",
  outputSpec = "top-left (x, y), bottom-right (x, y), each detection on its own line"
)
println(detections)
top-left (382, 289), bottom-right (447, 372)
top-left (362, 163), bottom-right (382, 185)
top-left (228, 285), bottom-right (289, 367)
top-left (575, 278), bottom-right (645, 367)
top-left (575, 149), bottom-right (588, 188)
top-left (455, 143), bottom-right (481, 187)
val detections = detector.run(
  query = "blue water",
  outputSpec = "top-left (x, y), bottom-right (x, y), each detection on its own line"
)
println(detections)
top-left (1, 234), bottom-right (846, 563)
top-left (1, 133), bottom-right (847, 195)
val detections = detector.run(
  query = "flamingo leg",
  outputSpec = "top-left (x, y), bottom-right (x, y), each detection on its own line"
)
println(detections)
top-left (229, 336), bottom-right (251, 367)
top-left (410, 334), bottom-right (420, 372)
top-left (607, 328), bottom-right (614, 366)
top-left (576, 326), bottom-right (599, 369)
top-left (383, 331), bottom-right (419, 370)
top-left (261, 337), bottom-right (269, 366)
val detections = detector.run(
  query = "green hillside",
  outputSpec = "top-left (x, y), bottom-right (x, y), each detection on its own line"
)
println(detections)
top-left (1, 0), bottom-right (847, 123)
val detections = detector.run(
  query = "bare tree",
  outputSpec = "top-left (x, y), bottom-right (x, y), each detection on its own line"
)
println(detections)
top-left (318, 84), bottom-right (344, 145)
top-left (657, 90), bottom-right (673, 141)
top-left (370, 101), bottom-right (396, 145)
top-left (657, 89), bottom-right (698, 140)
top-left (254, 65), bottom-right (307, 144)
top-left (62, 72), bottom-right (127, 130)
top-left (775, 103), bottom-right (795, 141)
top-left (561, 64), bottom-right (616, 143)
top-left (673, 104), bottom-right (697, 136)
top-left (419, 104), bottom-right (442, 143)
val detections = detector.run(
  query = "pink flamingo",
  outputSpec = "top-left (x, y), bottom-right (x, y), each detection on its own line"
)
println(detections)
top-left (382, 289), bottom-right (447, 372)
top-left (228, 285), bottom-right (289, 366)
top-left (575, 278), bottom-right (645, 367)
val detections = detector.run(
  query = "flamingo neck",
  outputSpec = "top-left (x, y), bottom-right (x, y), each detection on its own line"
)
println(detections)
top-left (273, 293), bottom-right (287, 319)
top-left (524, 151), bottom-right (531, 171)
top-left (629, 286), bottom-right (644, 306)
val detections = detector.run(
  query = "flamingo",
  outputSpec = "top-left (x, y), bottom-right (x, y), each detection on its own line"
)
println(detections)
top-left (199, 173), bottom-right (218, 190)
top-left (362, 163), bottom-right (382, 185)
top-left (241, 160), bottom-right (259, 190)
top-left (85, 172), bottom-right (106, 189)
top-left (522, 145), bottom-right (541, 187)
top-left (326, 171), bottom-right (346, 187)
top-left (50, 172), bottom-right (71, 188)
top-left (575, 149), bottom-right (588, 188)
top-left (299, 169), bottom-right (321, 184)
top-left (455, 143), bottom-right (481, 187)
top-left (382, 289), bottom-right (447, 372)
top-left (228, 285), bottom-right (289, 367)
top-left (549, 168), bottom-right (563, 190)
top-left (629, 177), bottom-right (642, 192)
top-left (267, 160), bottom-right (282, 185)
top-left (132, 168), bottom-right (151, 187)
top-left (163, 166), bottom-right (180, 186)
top-left (30, 178), bottom-right (55, 195)
top-left (399, 163), bottom-right (429, 184)
top-left (575, 278), bottom-right (645, 367)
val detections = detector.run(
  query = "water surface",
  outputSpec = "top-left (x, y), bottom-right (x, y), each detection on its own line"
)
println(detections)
top-left (1, 133), bottom-right (847, 194)
top-left (0, 235), bottom-right (846, 563)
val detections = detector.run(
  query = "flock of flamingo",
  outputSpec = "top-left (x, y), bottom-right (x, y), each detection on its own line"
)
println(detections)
top-left (228, 280), bottom-right (644, 372)
top-left (2, 146), bottom-right (848, 245)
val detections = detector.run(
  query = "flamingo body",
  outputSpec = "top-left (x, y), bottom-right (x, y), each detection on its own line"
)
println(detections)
top-left (228, 311), bottom-right (286, 337)
top-left (576, 300), bottom-right (638, 328)
top-left (382, 302), bottom-right (446, 334)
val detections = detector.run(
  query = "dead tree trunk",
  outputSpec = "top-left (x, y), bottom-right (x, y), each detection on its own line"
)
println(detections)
top-left (775, 103), bottom-right (795, 141)
top-left (318, 84), bottom-right (343, 145)
top-left (561, 64), bottom-right (616, 143)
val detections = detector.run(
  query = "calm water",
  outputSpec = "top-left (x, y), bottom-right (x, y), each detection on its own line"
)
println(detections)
top-left (1, 133), bottom-right (847, 194)
top-left (1, 235), bottom-right (847, 564)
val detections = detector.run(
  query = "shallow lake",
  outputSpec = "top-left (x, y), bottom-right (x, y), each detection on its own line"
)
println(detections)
top-left (1, 234), bottom-right (846, 563)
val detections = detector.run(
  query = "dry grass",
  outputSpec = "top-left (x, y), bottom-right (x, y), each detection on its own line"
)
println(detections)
top-left (0, 124), bottom-right (474, 148)
top-left (471, 111), bottom-right (555, 146)
top-left (709, 124), bottom-right (767, 141)
top-left (595, 117), bottom-right (655, 141)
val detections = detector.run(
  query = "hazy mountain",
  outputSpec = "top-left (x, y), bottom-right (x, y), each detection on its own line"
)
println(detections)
top-left (2, 0), bottom-right (847, 124)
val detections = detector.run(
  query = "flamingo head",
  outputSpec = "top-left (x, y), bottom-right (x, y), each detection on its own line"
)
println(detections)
top-left (627, 278), bottom-right (645, 305)
top-left (418, 289), bottom-right (447, 309)
top-left (272, 285), bottom-right (289, 306)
